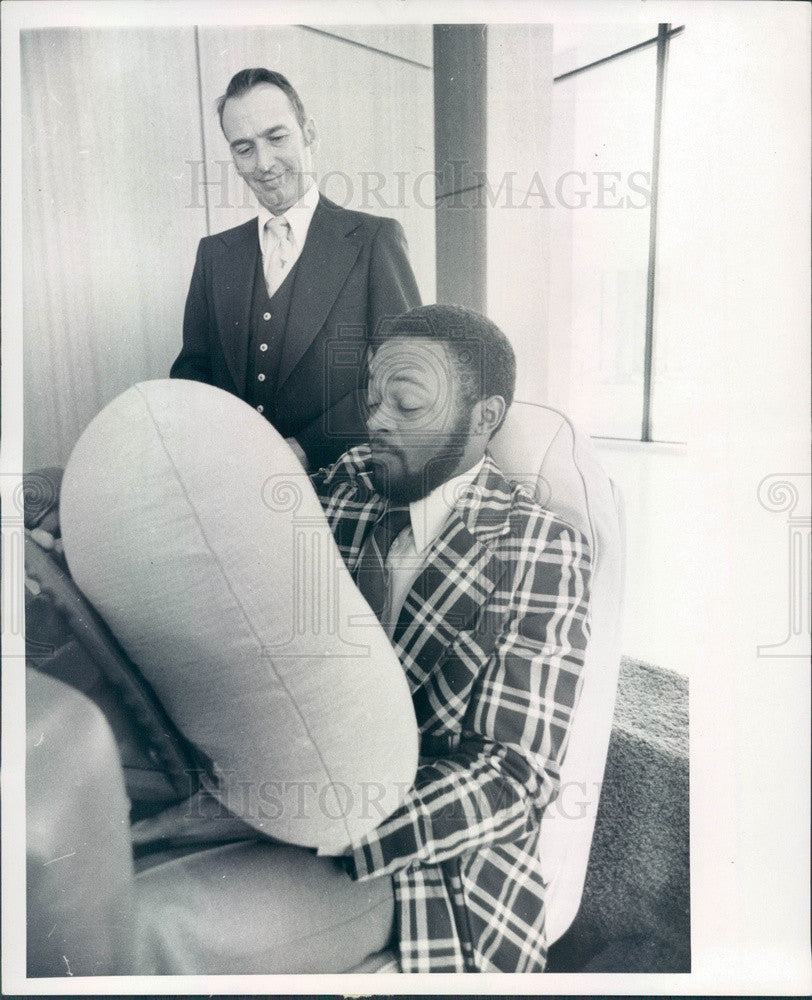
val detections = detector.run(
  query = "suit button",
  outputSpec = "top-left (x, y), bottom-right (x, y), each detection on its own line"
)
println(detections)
top-left (257, 373), bottom-right (266, 382)
top-left (263, 312), bottom-right (271, 321)
top-left (256, 405), bottom-right (264, 413)
top-left (259, 343), bottom-right (268, 352)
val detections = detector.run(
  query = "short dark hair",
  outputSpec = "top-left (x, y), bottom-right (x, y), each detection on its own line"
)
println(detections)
top-left (372, 305), bottom-right (517, 434)
top-left (216, 68), bottom-right (307, 131)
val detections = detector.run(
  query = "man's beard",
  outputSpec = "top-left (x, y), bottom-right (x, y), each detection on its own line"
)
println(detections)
top-left (368, 408), bottom-right (473, 504)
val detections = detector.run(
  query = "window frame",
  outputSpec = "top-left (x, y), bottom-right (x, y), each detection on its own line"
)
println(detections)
top-left (554, 23), bottom-right (685, 444)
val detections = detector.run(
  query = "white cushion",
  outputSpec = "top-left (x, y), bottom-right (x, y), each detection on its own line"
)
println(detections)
top-left (491, 400), bottom-right (625, 943)
top-left (60, 380), bottom-right (419, 854)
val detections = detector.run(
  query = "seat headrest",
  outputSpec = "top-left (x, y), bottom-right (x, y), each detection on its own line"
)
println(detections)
top-left (491, 400), bottom-right (616, 562)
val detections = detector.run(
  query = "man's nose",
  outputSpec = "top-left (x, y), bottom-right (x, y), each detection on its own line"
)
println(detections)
top-left (255, 141), bottom-right (277, 173)
top-left (365, 402), bottom-right (392, 435)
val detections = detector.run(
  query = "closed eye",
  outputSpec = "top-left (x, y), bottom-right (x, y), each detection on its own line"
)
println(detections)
top-left (395, 388), bottom-right (429, 412)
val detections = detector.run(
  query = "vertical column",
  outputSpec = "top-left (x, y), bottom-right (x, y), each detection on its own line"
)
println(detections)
top-left (433, 25), bottom-right (554, 402)
top-left (433, 24), bottom-right (487, 313)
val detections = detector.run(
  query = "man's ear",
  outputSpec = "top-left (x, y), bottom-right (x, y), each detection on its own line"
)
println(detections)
top-left (473, 395), bottom-right (507, 438)
top-left (303, 118), bottom-right (317, 148)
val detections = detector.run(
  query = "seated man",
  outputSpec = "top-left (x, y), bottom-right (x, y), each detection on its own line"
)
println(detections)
top-left (312, 304), bottom-right (592, 972)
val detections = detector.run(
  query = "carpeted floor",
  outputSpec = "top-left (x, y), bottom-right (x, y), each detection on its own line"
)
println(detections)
top-left (546, 656), bottom-right (690, 973)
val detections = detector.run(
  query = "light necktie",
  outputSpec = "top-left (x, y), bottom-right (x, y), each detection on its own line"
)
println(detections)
top-left (263, 215), bottom-right (294, 297)
top-left (354, 506), bottom-right (412, 623)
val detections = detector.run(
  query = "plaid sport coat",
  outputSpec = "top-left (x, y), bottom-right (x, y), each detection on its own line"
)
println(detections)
top-left (311, 446), bottom-right (592, 972)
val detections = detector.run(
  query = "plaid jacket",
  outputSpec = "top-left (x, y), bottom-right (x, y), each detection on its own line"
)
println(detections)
top-left (311, 446), bottom-right (592, 972)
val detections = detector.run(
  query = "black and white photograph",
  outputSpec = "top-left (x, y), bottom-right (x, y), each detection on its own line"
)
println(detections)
top-left (1, 0), bottom-right (809, 994)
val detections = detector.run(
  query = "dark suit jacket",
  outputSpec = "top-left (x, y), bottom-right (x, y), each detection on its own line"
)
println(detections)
top-left (170, 195), bottom-right (421, 469)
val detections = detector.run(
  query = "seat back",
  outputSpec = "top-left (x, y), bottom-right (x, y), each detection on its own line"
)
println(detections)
top-left (489, 400), bottom-right (625, 944)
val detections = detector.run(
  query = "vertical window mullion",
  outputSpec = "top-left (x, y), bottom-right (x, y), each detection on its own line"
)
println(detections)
top-left (641, 23), bottom-right (670, 442)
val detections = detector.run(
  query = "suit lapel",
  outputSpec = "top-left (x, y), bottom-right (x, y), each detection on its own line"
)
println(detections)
top-left (277, 196), bottom-right (362, 390)
top-left (212, 220), bottom-right (259, 395)
top-left (392, 456), bottom-right (514, 695)
top-left (393, 515), bottom-right (507, 694)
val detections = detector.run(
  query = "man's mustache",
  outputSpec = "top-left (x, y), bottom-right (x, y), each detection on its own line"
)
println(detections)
top-left (368, 437), bottom-right (402, 454)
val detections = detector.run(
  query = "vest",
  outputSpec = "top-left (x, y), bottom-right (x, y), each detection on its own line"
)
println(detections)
top-left (245, 249), bottom-right (300, 424)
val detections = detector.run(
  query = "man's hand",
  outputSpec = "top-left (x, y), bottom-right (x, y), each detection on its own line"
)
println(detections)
top-left (29, 527), bottom-right (63, 555)
top-left (285, 436), bottom-right (309, 471)
top-left (26, 527), bottom-right (63, 594)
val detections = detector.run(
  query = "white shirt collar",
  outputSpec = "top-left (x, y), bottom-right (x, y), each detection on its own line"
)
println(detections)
top-left (408, 457), bottom-right (485, 555)
top-left (257, 179), bottom-right (319, 252)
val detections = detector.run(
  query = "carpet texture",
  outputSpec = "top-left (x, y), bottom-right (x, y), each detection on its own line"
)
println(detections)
top-left (546, 655), bottom-right (690, 973)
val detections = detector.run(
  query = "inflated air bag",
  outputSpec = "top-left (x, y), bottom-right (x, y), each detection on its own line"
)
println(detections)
top-left (60, 380), bottom-right (418, 853)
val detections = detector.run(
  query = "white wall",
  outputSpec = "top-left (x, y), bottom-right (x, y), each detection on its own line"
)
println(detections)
top-left (21, 28), bottom-right (206, 471)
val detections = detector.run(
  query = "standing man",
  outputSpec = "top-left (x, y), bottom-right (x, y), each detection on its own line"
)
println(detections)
top-left (171, 68), bottom-right (421, 470)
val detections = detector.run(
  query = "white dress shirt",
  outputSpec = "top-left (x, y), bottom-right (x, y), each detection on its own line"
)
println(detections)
top-left (257, 180), bottom-right (319, 284)
top-left (381, 457), bottom-right (485, 637)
